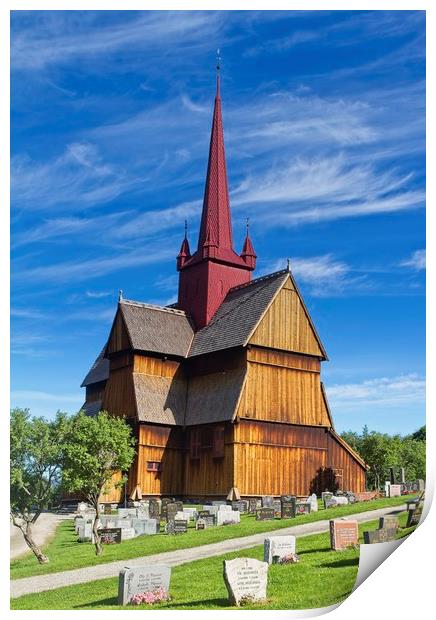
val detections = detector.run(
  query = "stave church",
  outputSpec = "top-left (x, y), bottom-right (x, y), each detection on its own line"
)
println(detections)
top-left (81, 69), bottom-right (367, 502)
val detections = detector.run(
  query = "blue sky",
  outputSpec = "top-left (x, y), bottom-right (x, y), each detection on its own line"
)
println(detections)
top-left (10, 10), bottom-right (425, 435)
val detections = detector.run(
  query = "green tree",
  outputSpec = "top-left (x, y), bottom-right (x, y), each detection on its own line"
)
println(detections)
top-left (62, 411), bottom-right (136, 556)
top-left (410, 425), bottom-right (426, 442)
top-left (10, 408), bottom-right (70, 564)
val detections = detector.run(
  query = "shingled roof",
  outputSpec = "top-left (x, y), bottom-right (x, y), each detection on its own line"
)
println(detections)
top-left (133, 374), bottom-right (187, 425)
top-left (185, 368), bottom-right (247, 425)
top-left (188, 270), bottom-right (289, 357)
top-left (117, 300), bottom-right (194, 358)
top-left (80, 347), bottom-right (109, 387)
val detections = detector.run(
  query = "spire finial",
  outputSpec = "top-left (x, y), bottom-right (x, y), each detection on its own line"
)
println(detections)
top-left (246, 217), bottom-right (250, 235)
top-left (184, 219), bottom-right (188, 239)
top-left (286, 258), bottom-right (291, 272)
top-left (118, 289), bottom-right (123, 301)
top-left (216, 48), bottom-right (221, 97)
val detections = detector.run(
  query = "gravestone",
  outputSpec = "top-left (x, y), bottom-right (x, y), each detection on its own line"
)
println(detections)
top-left (160, 498), bottom-right (172, 518)
top-left (363, 528), bottom-right (397, 544)
top-left (389, 484), bottom-right (402, 498)
top-left (389, 467), bottom-right (396, 484)
top-left (261, 496), bottom-right (273, 508)
top-left (104, 505), bottom-right (112, 515)
top-left (281, 499), bottom-right (296, 519)
top-left (400, 468), bottom-right (406, 484)
top-left (256, 508), bottom-right (275, 521)
top-left (148, 499), bottom-right (160, 520)
top-left (119, 508), bottom-right (136, 518)
top-left (203, 505), bottom-right (219, 516)
top-left (111, 503), bottom-right (118, 511)
top-left (248, 498), bottom-right (258, 514)
top-left (407, 504), bottom-right (423, 528)
top-left (116, 519), bottom-right (133, 529)
top-left (324, 498), bottom-right (337, 509)
top-left (166, 503), bottom-right (179, 522)
top-left (77, 501), bottom-right (87, 513)
top-left (132, 518), bottom-right (159, 536)
top-left (321, 492), bottom-right (333, 502)
top-left (308, 494), bottom-right (318, 512)
top-left (378, 515), bottom-right (399, 531)
top-left (333, 496), bottom-right (349, 506)
top-left (417, 479), bottom-right (425, 491)
top-left (295, 502), bottom-right (311, 516)
top-left (197, 510), bottom-right (211, 519)
top-left (223, 558), bottom-right (268, 606)
top-left (100, 528), bottom-right (122, 544)
top-left (183, 508), bottom-right (198, 521)
top-left (77, 522), bottom-right (93, 542)
top-left (217, 510), bottom-right (240, 526)
top-left (264, 536), bottom-right (296, 564)
top-left (384, 481), bottom-right (391, 497)
top-left (166, 519), bottom-right (188, 535)
top-left (136, 504), bottom-right (150, 520)
top-left (118, 564), bottom-right (171, 606)
top-left (121, 527), bottom-right (136, 541)
top-left (329, 519), bottom-right (359, 550)
top-left (196, 518), bottom-right (206, 530)
top-left (232, 500), bottom-right (248, 513)
top-left (272, 500), bottom-right (282, 518)
top-left (204, 515), bottom-right (217, 527)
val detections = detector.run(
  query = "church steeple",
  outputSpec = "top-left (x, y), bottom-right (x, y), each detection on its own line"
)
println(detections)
top-left (177, 58), bottom-right (256, 329)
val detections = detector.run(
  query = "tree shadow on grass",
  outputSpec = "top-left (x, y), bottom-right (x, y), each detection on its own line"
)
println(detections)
top-left (322, 557), bottom-right (359, 569)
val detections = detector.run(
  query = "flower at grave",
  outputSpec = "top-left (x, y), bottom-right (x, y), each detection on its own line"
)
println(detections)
top-left (223, 520), bottom-right (236, 526)
top-left (239, 594), bottom-right (256, 606)
top-left (129, 587), bottom-right (170, 606)
top-left (276, 553), bottom-right (300, 564)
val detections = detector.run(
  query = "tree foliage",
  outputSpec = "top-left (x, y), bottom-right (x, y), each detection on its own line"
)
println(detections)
top-left (62, 410), bottom-right (136, 555)
top-left (10, 408), bottom-right (71, 564)
top-left (341, 425), bottom-right (426, 489)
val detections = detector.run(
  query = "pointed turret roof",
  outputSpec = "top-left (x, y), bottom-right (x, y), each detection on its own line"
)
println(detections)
top-left (197, 72), bottom-right (233, 252)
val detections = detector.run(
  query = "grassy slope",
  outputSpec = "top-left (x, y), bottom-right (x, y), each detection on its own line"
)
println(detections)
top-left (10, 496), bottom-right (411, 580)
top-left (11, 512), bottom-right (416, 610)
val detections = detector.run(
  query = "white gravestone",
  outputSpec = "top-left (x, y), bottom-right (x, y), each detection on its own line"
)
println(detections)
top-left (132, 518), bottom-right (158, 536)
top-left (118, 564), bottom-right (171, 606)
top-left (116, 519), bottom-right (133, 529)
top-left (223, 558), bottom-right (268, 606)
top-left (217, 510), bottom-right (240, 526)
top-left (77, 522), bottom-right (93, 542)
top-left (308, 494), bottom-right (318, 512)
top-left (121, 527), bottom-right (136, 541)
top-left (264, 536), bottom-right (296, 564)
top-left (389, 484), bottom-right (402, 498)
top-left (204, 505), bottom-right (219, 515)
top-left (333, 496), bottom-right (349, 505)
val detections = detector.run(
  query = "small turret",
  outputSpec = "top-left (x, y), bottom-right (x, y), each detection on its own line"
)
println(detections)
top-left (241, 219), bottom-right (257, 269)
top-left (177, 220), bottom-right (191, 270)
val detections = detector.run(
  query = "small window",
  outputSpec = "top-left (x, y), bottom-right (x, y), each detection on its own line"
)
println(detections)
top-left (147, 461), bottom-right (162, 472)
top-left (212, 426), bottom-right (225, 458)
top-left (190, 429), bottom-right (201, 460)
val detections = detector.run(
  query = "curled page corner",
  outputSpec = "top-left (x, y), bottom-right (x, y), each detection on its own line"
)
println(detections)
top-left (354, 537), bottom-right (405, 590)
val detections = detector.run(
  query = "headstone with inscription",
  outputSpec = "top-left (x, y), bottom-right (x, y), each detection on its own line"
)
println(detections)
top-left (118, 564), bottom-right (171, 605)
top-left (248, 498), bottom-right (258, 514)
top-left (308, 494), bottom-right (318, 512)
top-left (100, 528), bottom-right (122, 544)
top-left (333, 496), bottom-right (349, 506)
top-left (295, 502), bottom-right (311, 516)
top-left (256, 507), bottom-right (275, 521)
top-left (148, 499), bottom-right (160, 520)
top-left (203, 505), bottom-right (219, 516)
top-left (406, 504), bottom-right (423, 528)
top-left (378, 515), bottom-right (399, 531)
top-left (166, 503), bottom-right (179, 522)
top-left (272, 499), bottom-right (282, 518)
top-left (132, 518), bottom-right (159, 536)
top-left (196, 518), bottom-right (206, 530)
top-left (121, 527), bottom-right (136, 541)
top-left (321, 492), bottom-right (333, 502)
top-left (363, 528), bottom-right (397, 544)
top-left (166, 519), bottom-right (188, 535)
top-left (389, 484), bottom-right (402, 498)
top-left (223, 558), bottom-right (268, 606)
top-left (329, 519), bottom-right (359, 550)
top-left (104, 505), bottom-right (112, 515)
top-left (77, 522), bottom-right (93, 542)
top-left (115, 519), bottom-right (133, 530)
top-left (261, 496), bottom-right (273, 508)
top-left (281, 498), bottom-right (296, 519)
top-left (217, 510), bottom-right (240, 526)
top-left (264, 535), bottom-right (296, 564)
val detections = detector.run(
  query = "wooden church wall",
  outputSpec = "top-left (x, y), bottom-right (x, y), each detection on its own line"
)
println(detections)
top-left (237, 347), bottom-right (330, 427)
top-left (326, 432), bottom-right (366, 493)
top-left (233, 420), bottom-right (365, 496)
top-left (183, 424), bottom-right (234, 497)
top-left (249, 279), bottom-right (324, 357)
top-left (134, 424), bottom-right (185, 496)
top-left (102, 364), bottom-right (137, 418)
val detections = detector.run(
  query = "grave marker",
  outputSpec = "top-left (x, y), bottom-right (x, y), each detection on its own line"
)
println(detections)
top-left (223, 558), bottom-right (268, 606)
top-left (389, 484), bottom-right (402, 498)
top-left (100, 528), bottom-right (122, 544)
top-left (118, 564), bottom-right (171, 606)
top-left (166, 519), bottom-right (188, 535)
top-left (329, 519), bottom-right (359, 550)
top-left (256, 507), bottom-right (275, 521)
top-left (378, 515), bottom-right (399, 531)
top-left (264, 536), bottom-right (296, 564)
top-left (363, 528), bottom-right (397, 544)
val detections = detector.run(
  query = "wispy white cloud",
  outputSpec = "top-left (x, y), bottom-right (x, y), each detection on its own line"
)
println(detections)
top-left (85, 290), bottom-right (112, 299)
top-left (11, 389), bottom-right (81, 403)
top-left (326, 374), bottom-right (425, 410)
top-left (399, 249), bottom-right (426, 271)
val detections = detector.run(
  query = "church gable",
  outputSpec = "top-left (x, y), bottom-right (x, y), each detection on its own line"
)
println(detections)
top-left (248, 274), bottom-right (327, 359)
top-left (106, 308), bottom-right (131, 356)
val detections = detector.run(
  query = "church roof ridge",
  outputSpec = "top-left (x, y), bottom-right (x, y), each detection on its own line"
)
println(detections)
top-left (228, 268), bottom-right (288, 293)
top-left (120, 298), bottom-right (188, 317)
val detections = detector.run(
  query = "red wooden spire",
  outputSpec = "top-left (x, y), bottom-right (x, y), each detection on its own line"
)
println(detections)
top-left (177, 62), bottom-right (257, 329)
top-left (197, 73), bottom-right (233, 252)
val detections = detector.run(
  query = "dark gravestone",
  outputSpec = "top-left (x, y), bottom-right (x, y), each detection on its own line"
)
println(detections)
top-left (232, 500), bottom-right (248, 513)
top-left (295, 502), bottom-right (311, 516)
top-left (272, 500), bottom-right (282, 518)
top-left (166, 519), bottom-right (188, 535)
top-left (363, 528), bottom-right (397, 544)
top-left (261, 496), bottom-right (273, 508)
top-left (166, 503), bottom-right (179, 522)
top-left (198, 510), bottom-right (211, 519)
top-left (378, 515), bottom-right (399, 531)
top-left (389, 467), bottom-right (396, 484)
top-left (100, 528), bottom-right (122, 544)
top-left (148, 499), bottom-right (160, 520)
top-left (281, 499), bottom-right (296, 519)
top-left (204, 515), bottom-right (217, 527)
top-left (407, 504), bottom-right (423, 528)
top-left (256, 507), bottom-right (275, 521)
top-left (248, 498), bottom-right (258, 514)
top-left (324, 498), bottom-right (337, 509)
top-left (160, 498), bottom-right (172, 517)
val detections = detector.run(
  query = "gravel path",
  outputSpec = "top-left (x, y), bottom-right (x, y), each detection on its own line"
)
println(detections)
top-left (10, 513), bottom-right (72, 561)
top-left (10, 503), bottom-right (406, 599)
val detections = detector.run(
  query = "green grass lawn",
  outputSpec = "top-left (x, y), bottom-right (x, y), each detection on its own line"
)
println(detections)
top-left (11, 512), bottom-right (416, 610)
top-left (10, 495), bottom-right (412, 581)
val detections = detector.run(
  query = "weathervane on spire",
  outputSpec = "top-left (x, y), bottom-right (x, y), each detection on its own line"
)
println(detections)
top-left (216, 48), bottom-right (221, 72)
top-left (246, 217), bottom-right (250, 235)
top-left (184, 219), bottom-right (188, 239)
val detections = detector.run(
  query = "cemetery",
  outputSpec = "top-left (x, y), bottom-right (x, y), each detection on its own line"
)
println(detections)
top-left (11, 506), bottom-right (418, 610)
